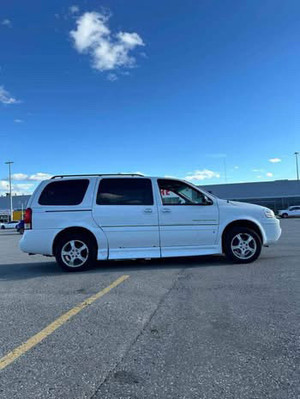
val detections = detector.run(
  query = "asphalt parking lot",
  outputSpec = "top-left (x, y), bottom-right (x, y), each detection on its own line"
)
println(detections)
top-left (0, 220), bottom-right (299, 399)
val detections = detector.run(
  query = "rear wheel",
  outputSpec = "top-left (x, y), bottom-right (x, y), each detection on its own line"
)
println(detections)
top-left (1, 225), bottom-right (5, 229)
top-left (281, 213), bottom-right (288, 218)
top-left (224, 227), bottom-right (262, 264)
top-left (55, 233), bottom-right (97, 272)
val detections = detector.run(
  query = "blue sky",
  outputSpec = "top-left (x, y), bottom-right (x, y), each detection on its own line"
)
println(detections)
top-left (0, 0), bottom-right (299, 194)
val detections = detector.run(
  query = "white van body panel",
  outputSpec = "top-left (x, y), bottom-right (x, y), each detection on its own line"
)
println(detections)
top-left (92, 178), bottom-right (160, 259)
top-left (151, 177), bottom-right (221, 257)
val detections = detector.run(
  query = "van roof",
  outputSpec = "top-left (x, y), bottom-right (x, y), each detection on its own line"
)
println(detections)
top-left (51, 173), bottom-right (145, 179)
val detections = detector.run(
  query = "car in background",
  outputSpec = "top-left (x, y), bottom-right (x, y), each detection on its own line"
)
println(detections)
top-left (278, 206), bottom-right (300, 218)
top-left (0, 221), bottom-right (19, 230)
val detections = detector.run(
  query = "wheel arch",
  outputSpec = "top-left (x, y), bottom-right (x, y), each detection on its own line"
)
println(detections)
top-left (52, 226), bottom-right (98, 255)
top-left (221, 219), bottom-right (264, 252)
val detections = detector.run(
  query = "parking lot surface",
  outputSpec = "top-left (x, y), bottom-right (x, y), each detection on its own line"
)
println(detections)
top-left (0, 219), bottom-right (299, 398)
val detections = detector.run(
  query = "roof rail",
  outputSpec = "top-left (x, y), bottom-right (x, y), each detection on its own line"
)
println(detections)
top-left (51, 173), bottom-right (144, 179)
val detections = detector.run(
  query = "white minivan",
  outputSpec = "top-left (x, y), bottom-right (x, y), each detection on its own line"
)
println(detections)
top-left (20, 174), bottom-right (281, 272)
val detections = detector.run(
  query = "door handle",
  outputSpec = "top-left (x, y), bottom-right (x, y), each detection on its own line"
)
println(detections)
top-left (162, 208), bottom-right (171, 213)
top-left (144, 208), bottom-right (153, 213)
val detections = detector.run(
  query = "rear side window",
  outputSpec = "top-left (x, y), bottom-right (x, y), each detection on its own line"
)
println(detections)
top-left (97, 178), bottom-right (153, 205)
top-left (38, 180), bottom-right (89, 205)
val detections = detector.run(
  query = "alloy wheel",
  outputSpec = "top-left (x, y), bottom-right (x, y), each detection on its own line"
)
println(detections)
top-left (61, 240), bottom-right (89, 268)
top-left (230, 233), bottom-right (257, 260)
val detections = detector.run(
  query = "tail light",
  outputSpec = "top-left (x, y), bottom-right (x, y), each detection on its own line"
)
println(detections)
top-left (24, 208), bottom-right (32, 230)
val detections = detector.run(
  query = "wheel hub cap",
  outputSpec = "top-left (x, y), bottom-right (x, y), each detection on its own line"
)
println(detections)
top-left (231, 233), bottom-right (257, 260)
top-left (61, 240), bottom-right (89, 268)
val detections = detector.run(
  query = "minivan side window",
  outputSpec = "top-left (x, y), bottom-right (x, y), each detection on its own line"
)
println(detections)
top-left (38, 180), bottom-right (89, 206)
top-left (97, 178), bottom-right (153, 205)
top-left (158, 179), bottom-right (210, 205)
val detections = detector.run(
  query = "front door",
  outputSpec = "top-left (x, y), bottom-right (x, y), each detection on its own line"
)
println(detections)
top-left (157, 179), bottom-right (219, 257)
top-left (290, 206), bottom-right (300, 217)
top-left (93, 177), bottom-right (160, 259)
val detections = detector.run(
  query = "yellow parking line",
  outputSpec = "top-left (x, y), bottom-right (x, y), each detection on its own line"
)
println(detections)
top-left (0, 274), bottom-right (129, 371)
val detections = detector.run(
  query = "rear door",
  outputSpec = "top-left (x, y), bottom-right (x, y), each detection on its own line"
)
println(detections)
top-left (156, 179), bottom-right (219, 257)
top-left (92, 177), bottom-right (160, 259)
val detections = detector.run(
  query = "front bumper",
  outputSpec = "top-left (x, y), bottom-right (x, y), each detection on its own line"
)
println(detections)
top-left (261, 218), bottom-right (281, 245)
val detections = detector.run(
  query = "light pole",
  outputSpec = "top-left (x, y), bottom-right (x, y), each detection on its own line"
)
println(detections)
top-left (5, 161), bottom-right (14, 221)
top-left (295, 152), bottom-right (299, 181)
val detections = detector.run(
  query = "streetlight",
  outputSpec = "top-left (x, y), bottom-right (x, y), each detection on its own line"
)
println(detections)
top-left (295, 152), bottom-right (299, 181)
top-left (5, 161), bottom-right (14, 221)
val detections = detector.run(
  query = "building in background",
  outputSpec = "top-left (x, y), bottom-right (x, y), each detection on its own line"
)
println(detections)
top-left (202, 180), bottom-right (300, 212)
top-left (0, 195), bottom-right (29, 222)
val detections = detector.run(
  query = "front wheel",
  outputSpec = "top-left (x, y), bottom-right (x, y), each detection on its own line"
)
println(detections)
top-left (55, 234), bottom-right (97, 272)
top-left (224, 227), bottom-right (262, 264)
top-left (281, 213), bottom-right (288, 218)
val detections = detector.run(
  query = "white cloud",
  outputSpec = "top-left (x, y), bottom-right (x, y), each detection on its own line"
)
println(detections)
top-left (0, 180), bottom-right (9, 191)
top-left (1, 19), bottom-right (11, 27)
top-left (70, 12), bottom-right (144, 76)
top-left (0, 180), bottom-right (34, 195)
top-left (11, 173), bottom-right (28, 181)
top-left (14, 119), bottom-right (23, 123)
top-left (13, 183), bottom-right (34, 191)
top-left (29, 173), bottom-right (52, 181)
top-left (0, 86), bottom-right (19, 105)
top-left (234, 166), bottom-right (239, 169)
top-left (10, 172), bottom-right (52, 181)
top-left (107, 72), bottom-right (118, 81)
top-left (252, 168), bottom-right (264, 173)
top-left (69, 5), bottom-right (79, 14)
top-left (266, 172), bottom-right (273, 177)
top-left (185, 169), bottom-right (221, 181)
top-left (269, 158), bottom-right (281, 163)
top-left (117, 31), bottom-right (144, 48)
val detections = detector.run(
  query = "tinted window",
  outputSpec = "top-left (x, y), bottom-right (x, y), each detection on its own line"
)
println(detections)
top-left (97, 178), bottom-right (153, 205)
top-left (158, 179), bottom-right (209, 205)
top-left (39, 180), bottom-right (89, 205)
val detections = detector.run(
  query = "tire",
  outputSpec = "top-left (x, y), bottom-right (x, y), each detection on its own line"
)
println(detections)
top-left (54, 233), bottom-right (97, 272)
top-left (1, 225), bottom-right (5, 229)
top-left (281, 213), bottom-right (288, 218)
top-left (224, 227), bottom-right (262, 264)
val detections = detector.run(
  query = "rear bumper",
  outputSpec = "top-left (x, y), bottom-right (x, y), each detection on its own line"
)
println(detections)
top-left (19, 229), bottom-right (59, 256)
top-left (262, 219), bottom-right (281, 245)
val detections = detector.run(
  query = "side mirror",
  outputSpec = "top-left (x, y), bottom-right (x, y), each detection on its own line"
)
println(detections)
top-left (202, 195), bottom-right (213, 205)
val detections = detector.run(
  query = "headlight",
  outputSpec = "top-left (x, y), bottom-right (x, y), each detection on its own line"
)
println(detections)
top-left (264, 208), bottom-right (275, 218)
